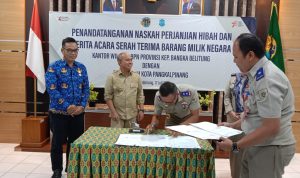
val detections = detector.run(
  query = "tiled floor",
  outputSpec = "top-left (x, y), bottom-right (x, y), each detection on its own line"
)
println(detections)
top-left (0, 143), bottom-right (300, 178)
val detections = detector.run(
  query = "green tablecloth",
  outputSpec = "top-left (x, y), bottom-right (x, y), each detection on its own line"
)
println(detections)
top-left (68, 127), bottom-right (215, 178)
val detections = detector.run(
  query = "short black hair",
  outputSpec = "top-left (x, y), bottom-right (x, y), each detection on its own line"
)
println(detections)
top-left (62, 37), bottom-right (77, 47)
top-left (159, 81), bottom-right (177, 97)
top-left (235, 33), bottom-right (265, 58)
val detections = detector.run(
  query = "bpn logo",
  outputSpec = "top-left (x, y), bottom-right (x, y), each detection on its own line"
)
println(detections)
top-left (141, 17), bottom-right (151, 27)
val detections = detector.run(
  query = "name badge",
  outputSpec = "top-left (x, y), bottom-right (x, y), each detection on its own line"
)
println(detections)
top-left (180, 91), bottom-right (191, 97)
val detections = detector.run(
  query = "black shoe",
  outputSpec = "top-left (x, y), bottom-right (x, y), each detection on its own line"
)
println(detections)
top-left (52, 169), bottom-right (62, 178)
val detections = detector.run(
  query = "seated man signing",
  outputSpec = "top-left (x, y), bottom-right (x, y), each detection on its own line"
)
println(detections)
top-left (146, 81), bottom-right (200, 133)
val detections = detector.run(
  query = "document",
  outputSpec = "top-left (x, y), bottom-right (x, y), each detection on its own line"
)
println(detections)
top-left (166, 122), bottom-right (243, 140)
top-left (115, 134), bottom-right (200, 149)
top-left (166, 125), bottom-right (221, 140)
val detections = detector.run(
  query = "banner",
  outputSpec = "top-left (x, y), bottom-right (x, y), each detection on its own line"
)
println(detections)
top-left (49, 13), bottom-right (251, 90)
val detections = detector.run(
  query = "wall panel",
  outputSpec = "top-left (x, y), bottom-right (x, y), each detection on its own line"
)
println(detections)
top-left (0, 113), bottom-right (24, 142)
top-left (0, 42), bottom-right (24, 51)
top-left (280, 1), bottom-right (300, 113)
top-left (292, 122), bottom-right (300, 153)
top-left (0, 53), bottom-right (25, 102)
top-left (0, 0), bottom-right (25, 41)
top-left (280, 0), bottom-right (300, 152)
top-left (0, 0), bottom-right (25, 143)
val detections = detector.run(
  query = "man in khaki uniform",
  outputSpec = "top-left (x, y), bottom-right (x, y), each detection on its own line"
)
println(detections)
top-left (224, 73), bottom-right (247, 178)
top-left (104, 52), bottom-right (144, 128)
top-left (146, 81), bottom-right (200, 133)
top-left (218, 33), bottom-right (295, 178)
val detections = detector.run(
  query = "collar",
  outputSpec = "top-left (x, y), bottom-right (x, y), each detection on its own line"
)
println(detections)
top-left (62, 59), bottom-right (78, 67)
top-left (248, 56), bottom-right (268, 78)
top-left (177, 93), bottom-right (183, 103)
top-left (117, 69), bottom-right (132, 76)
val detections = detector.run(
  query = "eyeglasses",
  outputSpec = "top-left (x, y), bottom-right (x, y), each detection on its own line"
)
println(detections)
top-left (63, 48), bottom-right (79, 53)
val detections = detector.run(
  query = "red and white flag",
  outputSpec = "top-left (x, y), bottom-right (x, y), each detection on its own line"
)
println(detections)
top-left (26, 0), bottom-right (45, 93)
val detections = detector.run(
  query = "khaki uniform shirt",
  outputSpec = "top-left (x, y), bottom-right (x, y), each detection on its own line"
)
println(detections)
top-left (104, 70), bottom-right (144, 120)
top-left (154, 84), bottom-right (200, 125)
top-left (224, 74), bottom-right (247, 123)
top-left (241, 57), bottom-right (295, 146)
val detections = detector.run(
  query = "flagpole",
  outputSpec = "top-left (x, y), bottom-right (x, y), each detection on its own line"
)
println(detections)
top-left (34, 78), bottom-right (37, 117)
top-left (26, 0), bottom-right (46, 111)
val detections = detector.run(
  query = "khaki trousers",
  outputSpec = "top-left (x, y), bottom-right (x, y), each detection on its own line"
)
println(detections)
top-left (240, 144), bottom-right (295, 178)
top-left (229, 133), bottom-right (245, 178)
top-left (111, 118), bottom-right (136, 128)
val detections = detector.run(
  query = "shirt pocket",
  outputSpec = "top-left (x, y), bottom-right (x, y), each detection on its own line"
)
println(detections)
top-left (163, 104), bottom-right (176, 114)
top-left (73, 68), bottom-right (84, 83)
top-left (128, 83), bottom-right (138, 95)
top-left (130, 83), bottom-right (138, 89)
top-left (113, 82), bottom-right (124, 96)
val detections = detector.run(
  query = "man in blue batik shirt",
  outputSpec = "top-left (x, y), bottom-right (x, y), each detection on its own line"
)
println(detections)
top-left (45, 37), bottom-right (89, 178)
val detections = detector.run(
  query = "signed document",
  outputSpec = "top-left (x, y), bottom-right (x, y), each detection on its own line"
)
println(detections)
top-left (115, 134), bottom-right (200, 149)
top-left (167, 122), bottom-right (243, 140)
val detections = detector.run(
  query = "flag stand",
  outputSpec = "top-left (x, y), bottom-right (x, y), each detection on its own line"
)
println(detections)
top-left (20, 77), bottom-right (49, 149)
top-left (20, 85), bottom-right (49, 149)
top-left (19, 0), bottom-right (50, 150)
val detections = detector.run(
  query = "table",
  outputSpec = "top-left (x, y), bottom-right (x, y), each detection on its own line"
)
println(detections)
top-left (84, 104), bottom-right (213, 131)
top-left (67, 127), bottom-right (215, 178)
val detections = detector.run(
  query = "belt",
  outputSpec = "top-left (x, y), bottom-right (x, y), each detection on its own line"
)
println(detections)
top-left (49, 109), bottom-right (69, 115)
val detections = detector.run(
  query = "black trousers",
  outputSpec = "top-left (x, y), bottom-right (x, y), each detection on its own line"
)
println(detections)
top-left (50, 112), bottom-right (84, 172)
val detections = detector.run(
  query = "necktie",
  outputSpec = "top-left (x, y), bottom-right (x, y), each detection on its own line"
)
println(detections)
top-left (234, 74), bottom-right (244, 113)
top-left (241, 76), bottom-right (250, 118)
top-left (187, 3), bottom-right (191, 14)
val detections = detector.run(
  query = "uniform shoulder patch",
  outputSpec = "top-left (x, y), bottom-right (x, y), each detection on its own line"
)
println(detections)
top-left (255, 67), bottom-right (264, 81)
top-left (180, 90), bottom-right (191, 97)
top-left (256, 88), bottom-right (268, 102)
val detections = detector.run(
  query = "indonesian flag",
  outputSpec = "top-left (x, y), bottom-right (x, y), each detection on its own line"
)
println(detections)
top-left (26, 0), bottom-right (46, 93)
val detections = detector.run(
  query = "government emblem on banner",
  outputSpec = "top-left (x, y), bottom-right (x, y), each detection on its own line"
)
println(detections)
top-left (231, 20), bottom-right (243, 28)
top-left (159, 19), bottom-right (165, 27)
top-left (141, 17), bottom-right (151, 27)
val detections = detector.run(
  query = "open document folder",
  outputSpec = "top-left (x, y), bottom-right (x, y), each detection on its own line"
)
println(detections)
top-left (115, 134), bottom-right (200, 149)
top-left (166, 122), bottom-right (243, 140)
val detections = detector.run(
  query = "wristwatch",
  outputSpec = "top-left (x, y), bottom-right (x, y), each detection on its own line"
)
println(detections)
top-left (232, 142), bottom-right (239, 153)
top-left (138, 109), bottom-right (144, 113)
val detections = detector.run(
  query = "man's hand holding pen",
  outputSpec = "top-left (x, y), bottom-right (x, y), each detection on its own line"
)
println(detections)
top-left (145, 123), bottom-right (156, 134)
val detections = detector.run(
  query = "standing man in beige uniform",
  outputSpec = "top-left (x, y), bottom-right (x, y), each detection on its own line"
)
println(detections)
top-left (218, 33), bottom-right (295, 178)
top-left (146, 81), bottom-right (200, 133)
top-left (104, 52), bottom-right (145, 128)
top-left (224, 73), bottom-right (247, 178)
